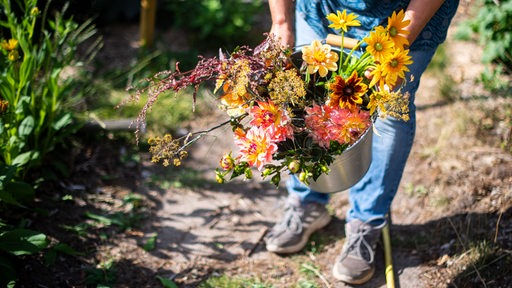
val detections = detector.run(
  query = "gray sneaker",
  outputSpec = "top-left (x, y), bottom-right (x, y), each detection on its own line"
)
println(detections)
top-left (265, 194), bottom-right (332, 254)
top-left (332, 218), bottom-right (387, 284)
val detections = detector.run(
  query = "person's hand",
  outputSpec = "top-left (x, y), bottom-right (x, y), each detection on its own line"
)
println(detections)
top-left (270, 22), bottom-right (294, 49)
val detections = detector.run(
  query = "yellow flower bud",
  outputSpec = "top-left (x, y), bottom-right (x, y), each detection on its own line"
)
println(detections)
top-left (244, 168), bottom-right (253, 179)
top-left (7, 50), bottom-right (19, 61)
top-left (219, 153), bottom-right (234, 170)
top-left (299, 171), bottom-right (308, 183)
top-left (215, 173), bottom-right (225, 184)
top-left (31, 7), bottom-right (40, 16)
top-left (262, 168), bottom-right (272, 176)
top-left (288, 160), bottom-right (300, 173)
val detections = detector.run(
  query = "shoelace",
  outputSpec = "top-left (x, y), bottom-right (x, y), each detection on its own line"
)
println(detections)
top-left (340, 216), bottom-right (388, 264)
top-left (271, 202), bottom-right (304, 236)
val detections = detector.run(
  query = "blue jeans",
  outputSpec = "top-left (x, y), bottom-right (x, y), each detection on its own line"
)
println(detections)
top-left (288, 10), bottom-right (437, 223)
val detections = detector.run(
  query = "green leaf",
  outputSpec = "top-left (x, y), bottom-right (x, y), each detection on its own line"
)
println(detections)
top-left (18, 116), bottom-right (34, 138)
top-left (156, 276), bottom-right (179, 288)
top-left (52, 242), bottom-right (84, 256)
top-left (44, 249), bottom-right (57, 267)
top-left (15, 96), bottom-right (30, 115)
top-left (18, 54), bottom-right (35, 87)
top-left (52, 112), bottom-right (73, 130)
top-left (12, 150), bottom-right (39, 167)
top-left (4, 180), bottom-right (35, 204)
top-left (0, 254), bottom-right (17, 287)
top-left (85, 212), bottom-right (113, 226)
top-left (142, 233), bottom-right (157, 251)
top-left (0, 229), bottom-right (48, 255)
top-left (0, 189), bottom-right (23, 207)
top-left (85, 212), bottom-right (126, 227)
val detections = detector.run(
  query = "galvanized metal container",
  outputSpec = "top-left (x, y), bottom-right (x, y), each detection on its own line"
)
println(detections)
top-left (308, 126), bottom-right (373, 193)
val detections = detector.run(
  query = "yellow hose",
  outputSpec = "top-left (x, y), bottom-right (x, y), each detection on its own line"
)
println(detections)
top-left (382, 225), bottom-right (395, 288)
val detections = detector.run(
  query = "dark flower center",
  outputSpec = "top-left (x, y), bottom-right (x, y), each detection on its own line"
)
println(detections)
top-left (344, 86), bottom-right (354, 95)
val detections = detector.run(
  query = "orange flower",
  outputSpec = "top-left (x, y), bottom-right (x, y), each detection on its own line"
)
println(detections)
top-left (250, 100), bottom-right (293, 141)
top-left (0, 100), bottom-right (8, 114)
top-left (326, 10), bottom-right (361, 32)
top-left (302, 40), bottom-right (339, 77)
top-left (386, 10), bottom-right (410, 49)
top-left (328, 71), bottom-right (368, 111)
top-left (219, 81), bottom-right (250, 116)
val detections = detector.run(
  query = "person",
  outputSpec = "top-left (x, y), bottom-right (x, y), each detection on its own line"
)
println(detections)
top-left (265, 0), bottom-right (459, 285)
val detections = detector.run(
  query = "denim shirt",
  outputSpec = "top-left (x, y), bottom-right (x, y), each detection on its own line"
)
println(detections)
top-left (296, 0), bottom-right (459, 50)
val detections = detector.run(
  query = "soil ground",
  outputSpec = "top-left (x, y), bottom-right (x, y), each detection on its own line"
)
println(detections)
top-left (17, 1), bottom-right (512, 288)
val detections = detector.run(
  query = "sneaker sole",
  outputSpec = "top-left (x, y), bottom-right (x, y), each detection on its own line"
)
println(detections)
top-left (332, 262), bottom-right (375, 285)
top-left (266, 213), bottom-right (332, 254)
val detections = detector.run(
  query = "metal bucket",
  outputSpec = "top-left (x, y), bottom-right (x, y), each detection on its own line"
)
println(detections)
top-left (308, 126), bottom-right (373, 193)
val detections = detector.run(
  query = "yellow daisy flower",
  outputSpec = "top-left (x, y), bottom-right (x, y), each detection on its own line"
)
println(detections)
top-left (367, 90), bottom-right (391, 115)
top-left (326, 10), bottom-right (361, 32)
top-left (369, 63), bottom-right (385, 89)
top-left (381, 49), bottom-right (413, 87)
top-left (0, 38), bottom-right (18, 51)
top-left (387, 10), bottom-right (411, 49)
top-left (364, 27), bottom-right (395, 63)
top-left (302, 40), bottom-right (339, 77)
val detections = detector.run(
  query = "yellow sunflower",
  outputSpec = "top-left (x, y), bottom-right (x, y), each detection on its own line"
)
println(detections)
top-left (381, 49), bottom-right (413, 87)
top-left (386, 10), bottom-right (411, 49)
top-left (364, 26), bottom-right (395, 63)
top-left (302, 40), bottom-right (339, 77)
top-left (326, 10), bottom-right (361, 32)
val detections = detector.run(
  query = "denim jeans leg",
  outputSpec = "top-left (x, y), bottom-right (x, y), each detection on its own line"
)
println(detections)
top-left (346, 48), bottom-right (437, 223)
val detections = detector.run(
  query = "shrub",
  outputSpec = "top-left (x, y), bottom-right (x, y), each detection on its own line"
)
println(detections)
top-left (455, 0), bottom-right (512, 91)
top-left (0, 0), bottom-right (99, 181)
top-left (163, 0), bottom-right (264, 49)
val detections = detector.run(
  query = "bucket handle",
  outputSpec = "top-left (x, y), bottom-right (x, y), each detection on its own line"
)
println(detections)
top-left (325, 34), bottom-right (359, 49)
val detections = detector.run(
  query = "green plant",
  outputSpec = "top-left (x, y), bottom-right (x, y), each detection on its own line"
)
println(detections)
top-left (304, 232), bottom-right (332, 254)
top-left (0, 227), bottom-right (49, 286)
top-left (85, 258), bottom-right (117, 287)
top-left (455, 0), bottom-right (512, 91)
top-left (0, 0), bottom-right (100, 180)
top-left (164, 0), bottom-right (264, 49)
top-left (199, 274), bottom-right (273, 288)
top-left (157, 276), bottom-right (179, 288)
top-left (404, 182), bottom-right (428, 197)
top-left (0, 2), bottom-right (100, 284)
top-left (464, 0), bottom-right (512, 68)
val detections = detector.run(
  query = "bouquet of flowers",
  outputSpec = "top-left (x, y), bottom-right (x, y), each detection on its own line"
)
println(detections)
top-left (128, 9), bottom-right (412, 186)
